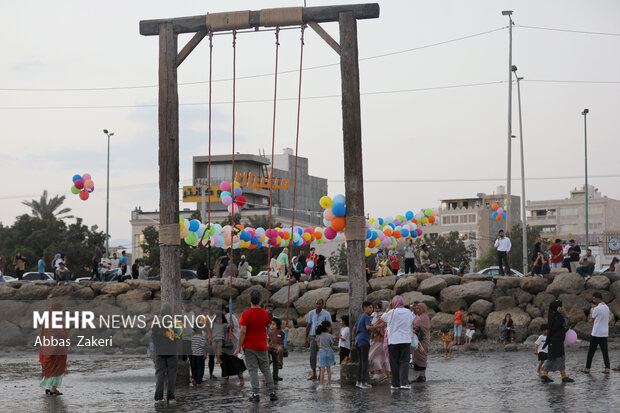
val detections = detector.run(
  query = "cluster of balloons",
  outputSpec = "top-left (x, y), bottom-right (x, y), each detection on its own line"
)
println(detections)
top-left (304, 260), bottom-right (315, 275)
top-left (71, 173), bottom-right (95, 201)
top-left (364, 208), bottom-right (435, 257)
top-left (319, 194), bottom-right (346, 241)
top-left (491, 199), bottom-right (508, 221)
top-left (219, 181), bottom-right (247, 215)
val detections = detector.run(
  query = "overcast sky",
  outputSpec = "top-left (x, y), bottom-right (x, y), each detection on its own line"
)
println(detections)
top-left (1, 0), bottom-right (618, 249)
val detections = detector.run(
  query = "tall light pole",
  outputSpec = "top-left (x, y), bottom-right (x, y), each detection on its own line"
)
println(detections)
top-left (513, 66), bottom-right (528, 273)
top-left (103, 129), bottom-right (114, 257)
top-left (582, 109), bottom-right (589, 250)
top-left (502, 10), bottom-right (514, 234)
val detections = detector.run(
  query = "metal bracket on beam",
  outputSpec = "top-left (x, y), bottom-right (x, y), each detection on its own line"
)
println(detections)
top-left (308, 22), bottom-right (340, 55)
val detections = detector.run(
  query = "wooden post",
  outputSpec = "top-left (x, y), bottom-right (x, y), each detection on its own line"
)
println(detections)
top-left (339, 11), bottom-right (366, 386)
top-left (158, 22), bottom-right (182, 312)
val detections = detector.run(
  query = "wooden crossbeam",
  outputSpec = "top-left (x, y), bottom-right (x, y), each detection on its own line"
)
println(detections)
top-left (308, 22), bottom-right (340, 55)
top-left (140, 3), bottom-right (379, 35)
top-left (176, 30), bottom-right (207, 67)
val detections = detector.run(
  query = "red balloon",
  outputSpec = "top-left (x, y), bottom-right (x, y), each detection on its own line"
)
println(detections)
top-left (74, 179), bottom-right (84, 190)
top-left (235, 195), bottom-right (247, 207)
top-left (79, 190), bottom-right (89, 201)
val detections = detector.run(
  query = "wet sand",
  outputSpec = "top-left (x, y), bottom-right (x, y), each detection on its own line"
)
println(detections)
top-left (1, 347), bottom-right (618, 412)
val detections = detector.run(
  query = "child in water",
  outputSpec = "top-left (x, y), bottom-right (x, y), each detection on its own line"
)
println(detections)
top-left (441, 328), bottom-right (453, 359)
top-left (534, 324), bottom-right (548, 375)
top-left (315, 320), bottom-right (336, 386)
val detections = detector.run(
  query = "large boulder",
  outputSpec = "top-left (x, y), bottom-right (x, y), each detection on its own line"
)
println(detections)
top-left (485, 308), bottom-right (531, 342)
top-left (116, 289), bottom-right (153, 301)
top-left (437, 274), bottom-right (461, 286)
top-left (367, 289), bottom-right (394, 303)
top-left (223, 277), bottom-right (252, 292)
top-left (325, 293), bottom-right (349, 311)
top-left (0, 285), bottom-right (16, 300)
top-left (558, 293), bottom-right (590, 313)
top-left (461, 274), bottom-right (494, 283)
top-left (271, 307), bottom-right (298, 324)
top-left (307, 278), bottom-right (333, 290)
top-left (293, 287), bottom-right (333, 315)
top-left (545, 273), bottom-right (585, 296)
top-left (286, 327), bottom-right (308, 348)
top-left (494, 296), bottom-right (516, 311)
top-left (506, 288), bottom-right (534, 306)
top-left (533, 292), bottom-right (556, 312)
top-left (394, 276), bottom-right (418, 294)
top-left (15, 284), bottom-right (53, 300)
top-left (47, 284), bottom-right (76, 299)
top-left (369, 276), bottom-right (397, 291)
top-left (520, 277), bottom-right (550, 294)
top-left (573, 321), bottom-right (592, 340)
top-left (604, 272), bottom-right (620, 283)
top-left (579, 289), bottom-right (614, 303)
top-left (468, 299), bottom-right (494, 317)
top-left (438, 298), bottom-right (467, 314)
top-left (610, 280), bottom-right (620, 299)
top-left (439, 281), bottom-right (495, 304)
top-left (73, 287), bottom-right (95, 300)
top-left (100, 283), bottom-right (132, 296)
top-left (271, 283), bottom-right (304, 307)
top-left (608, 299), bottom-right (620, 319)
top-left (210, 284), bottom-right (239, 300)
top-left (418, 277), bottom-right (447, 295)
top-left (236, 285), bottom-right (268, 308)
top-left (331, 282), bottom-right (349, 293)
top-left (401, 291), bottom-right (438, 309)
top-left (528, 317), bottom-right (547, 335)
top-left (430, 312), bottom-right (454, 332)
top-left (526, 303), bottom-right (542, 319)
top-left (496, 277), bottom-right (522, 290)
top-left (567, 306), bottom-right (586, 324)
top-left (586, 275), bottom-right (610, 290)
top-left (0, 320), bottom-right (25, 347)
top-left (126, 279), bottom-right (161, 292)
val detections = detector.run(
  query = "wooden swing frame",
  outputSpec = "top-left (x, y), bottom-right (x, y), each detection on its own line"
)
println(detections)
top-left (139, 3), bottom-right (379, 331)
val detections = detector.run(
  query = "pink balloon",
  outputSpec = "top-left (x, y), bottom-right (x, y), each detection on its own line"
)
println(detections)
top-left (82, 173), bottom-right (92, 181)
top-left (416, 229), bottom-right (423, 236)
top-left (220, 181), bottom-right (231, 192)
top-left (324, 227), bottom-right (337, 240)
top-left (227, 204), bottom-right (239, 214)
top-left (564, 329), bottom-right (577, 344)
top-left (222, 195), bottom-right (233, 206)
top-left (323, 208), bottom-right (335, 221)
top-left (304, 267), bottom-right (312, 275)
top-left (74, 179), bottom-right (84, 190)
top-left (84, 179), bottom-right (94, 190)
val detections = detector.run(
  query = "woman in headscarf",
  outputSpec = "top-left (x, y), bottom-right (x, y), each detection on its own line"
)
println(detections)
top-left (412, 302), bottom-right (431, 382)
top-left (220, 307), bottom-right (246, 385)
top-left (237, 255), bottom-right (249, 278)
top-left (541, 300), bottom-right (575, 383)
top-left (380, 295), bottom-right (415, 389)
top-left (368, 302), bottom-right (389, 381)
top-left (39, 302), bottom-right (69, 395)
top-left (290, 256), bottom-right (303, 283)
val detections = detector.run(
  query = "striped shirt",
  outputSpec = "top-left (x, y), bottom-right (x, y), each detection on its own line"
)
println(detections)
top-left (191, 333), bottom-right (206, 356)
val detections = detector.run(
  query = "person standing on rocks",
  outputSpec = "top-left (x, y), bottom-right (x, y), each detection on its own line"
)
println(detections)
top-left (304, 298), bottom-right (332, 380)
top-left (92, 242), bottom-right (102, 280)
top-left (549, 239), bottom-right (564, 269)
top-left (420, 245), bottom-right (431, 273)
top-left (541, 300), bottom-right (574, 383)
top-left (234, 290), bottom-right (278, 402)
top-left (494, 230), bottom-right (511, 276)
top-left (567, 240), bottom-right (581, 273)
top-left (584, 292), bottom-right (610, 374)
top-left (404, 239), bottom-right (416, 274)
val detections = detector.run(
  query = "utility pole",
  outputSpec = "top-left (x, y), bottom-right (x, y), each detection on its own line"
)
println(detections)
top-left (502, 10), bottom-right (514, 234)
top-left (103, 129), bottom-right (114, 257)
top-left (513, 67), bottom-right (528, 273)
top-left (582, 108), bottom-right (589, 250)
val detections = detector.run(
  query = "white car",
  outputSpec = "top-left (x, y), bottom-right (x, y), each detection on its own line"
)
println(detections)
top-left (478, 266), bottom-right (524, 277)
top-left (0, 275), bottom-right (17, 282)
top-left (21, 272), bottom-right (55, 281)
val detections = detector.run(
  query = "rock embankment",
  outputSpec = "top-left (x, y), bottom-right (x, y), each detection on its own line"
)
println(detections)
top-left (1, 269), bottom-right (619, 351)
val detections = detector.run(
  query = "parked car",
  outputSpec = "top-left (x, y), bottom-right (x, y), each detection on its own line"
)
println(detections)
top-left (76, 269), bottom-right (133, 283)
top-left (478, 266), bottom-right (524, 277)
top-left (0, 275), bottom-right (17, 282)
top-left (148, 269), bottom-right (198, 281)
top-left (21, 272), bottom-right (55, 281)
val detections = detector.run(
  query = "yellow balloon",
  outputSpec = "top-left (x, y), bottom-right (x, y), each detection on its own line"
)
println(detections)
top-left (233, 181), bottom-right (241, 188)
top-left (365, 248), bottom-right (371, 257)
top-left (179, 220), bottom-right (185, 232)
top-left (422, 217), bottom-right (429, 224)
top-left (319, 196), bottom-right (333, 209)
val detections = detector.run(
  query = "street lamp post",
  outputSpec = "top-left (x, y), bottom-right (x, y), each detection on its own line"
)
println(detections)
top-left (513, 66), bottom-right (528, 273)
top-left (502, 10), bottom-right (514, 233)
top-left (582, 109), bottom-right (589, 250)
top-left (103, 129), bottom-right (114, 257)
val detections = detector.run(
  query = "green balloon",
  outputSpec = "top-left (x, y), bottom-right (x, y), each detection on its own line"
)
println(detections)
top-left (504, 199), bottom-right (508, 205)
top-left (71, 185), bottom-right (80, 194)
top-left (248, 265), bottom-right (253, 273)
top-left (184, 232), bottom-right (198, 245)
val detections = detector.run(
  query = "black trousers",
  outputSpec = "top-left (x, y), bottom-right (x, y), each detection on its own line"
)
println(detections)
top-left (586, 336), bottom-right (610, 369)
top-left (356, 344), bottom-right (369, 383)
top-left (404, 258), bottom-right (416, 274)
top-left (339, 347), bottom-right (350, 364)
top-left (208, 354), bottom-right (215, 375)
top-left (190, 355), bottom-right (205, 384)
top-left (388, 343), bottom-right (410, 387)
top-left (270, 350), bottom-right (280, 379)
top-left (497, 251), bottom-right (510, 275)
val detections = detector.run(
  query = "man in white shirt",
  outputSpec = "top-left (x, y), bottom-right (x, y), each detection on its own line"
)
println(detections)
top-left (494, 230), bottom-right (512, 276)
top-left (404, 240), bottom-right (416, 274)
top-left (584, 292), bottom-right (610, 374)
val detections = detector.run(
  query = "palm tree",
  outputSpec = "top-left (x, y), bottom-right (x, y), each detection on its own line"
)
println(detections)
top-left (22, 190), bottom-right (74, 221)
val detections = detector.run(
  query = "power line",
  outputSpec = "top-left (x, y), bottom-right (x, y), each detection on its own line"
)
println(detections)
top-left (524, 79), bottom-right (620, 85)
top-left (0, 27), bottom-right (507, 92)
top-left (516, 24), bottom-right (620, 37)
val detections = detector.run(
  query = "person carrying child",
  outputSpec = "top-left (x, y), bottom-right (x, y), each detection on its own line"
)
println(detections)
top-left (268, 318), bottom-right (285, 382)
top-left (190, 326), bottom-right (207, 386)
top-left (534, 324), bottom-right (548, 375)
top-left (315, 320), bottom-right (336, 386)
top-left (441, 328), bottom-right (453, 359)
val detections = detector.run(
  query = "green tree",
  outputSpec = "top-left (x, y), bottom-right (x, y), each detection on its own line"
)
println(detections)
top-left (421, 231), bottom-right (475, 269)
top-left (328, 243), bottom-right (348, 275)
top-left (22, 190), bottom-right (73, 221)
top-left (475, 224), bottom-right (542, 273)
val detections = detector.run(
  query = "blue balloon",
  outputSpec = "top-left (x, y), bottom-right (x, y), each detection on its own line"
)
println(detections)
top-left (405, 210), bottom-right (414, 221)
top-left (411, 230), bottom-right (418, 238)
top-left (195, 227), bottom-right (205, 240)
top-left (189, 219), bottom-right (200, 232)
top-left (378, 217), bottom-right (384, 225)
top-left (492, 211), bottom-right (498, 218)
top-left (401, 228), bottom-right (410, 237)
top-left (502, 212), bottom-right (507, 219)
top-left (332, 194), bottom-right (346, 204)
top-left (72, 174), bottom-right (82, 183)
top-left (307, 261), bottom-right (315, 268)
top-left (366, 229), bottom-right (371, 239)
top-left (388, 223), bottom-right (395, 230)
top-left (370, 230), bottom-right (378, 241)
top-left (332, 203), bottom-right (346, 217)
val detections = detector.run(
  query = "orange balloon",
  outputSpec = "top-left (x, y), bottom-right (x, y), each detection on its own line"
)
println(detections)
top-left (331, 217), bottom-right (346, 232)
top-left (314, 231), bottom-right (323, 239)
top-left (492, 203), bottom-right (499, 211)
top-left (368, 239), bottom-right (376, 248)
top-left (282, 231), bottom-right (291, 240)
top-left (412, 219), bottom-right (418, 225)
top-left (428, 216), bottom-right (435, 223)
top-left (393, 230), bottom-right (402, 239)
top-left (383, 227), bottom-right (393, 237)
top-left (496, 214), bottom-right (503, 221)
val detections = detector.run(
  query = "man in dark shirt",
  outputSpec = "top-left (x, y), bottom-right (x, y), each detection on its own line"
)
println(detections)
top-left (92, 242), bottom-right (103, 280)
top-left (152, 303), bottom-right (181, 402)
top-left (567, 239), bottom-right (581, 273)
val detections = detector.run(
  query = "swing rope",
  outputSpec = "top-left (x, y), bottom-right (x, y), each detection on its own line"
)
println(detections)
top-left (285, 26), bottom-right (305, 338)
top-left (265, 27), bottom-right (281, 307)
top-left (229, 30), bottom-right (238, 326)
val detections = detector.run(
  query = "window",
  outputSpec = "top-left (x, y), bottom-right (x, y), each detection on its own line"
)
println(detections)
top-left (460, 214), bottom-right (476, 224)
top-left (558, 224), bottom-right (577, 233)
top-left (540, 226), bottom-right (556, 233)
top-left (442, 215), bottom-right (459, 225)
top-left (560, 207), bottom-right (579, 217)
top-left (589, 205), bottom-right (603, 215)
top-left (589, 222), bottom-right (602, 230)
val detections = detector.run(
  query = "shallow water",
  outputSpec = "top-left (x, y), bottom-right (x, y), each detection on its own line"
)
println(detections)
top-left (1, 347), bottom-right (618, 413)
